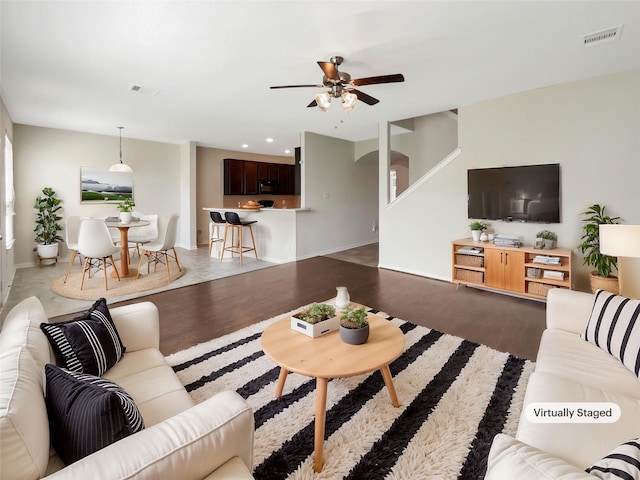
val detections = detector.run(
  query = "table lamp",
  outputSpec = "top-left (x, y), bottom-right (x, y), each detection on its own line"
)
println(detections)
top-left (599, 225), bottom-right (640, 299)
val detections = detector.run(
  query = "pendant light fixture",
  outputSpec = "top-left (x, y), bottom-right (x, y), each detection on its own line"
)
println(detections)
top-left (109, 126), bottom-right (133, 172)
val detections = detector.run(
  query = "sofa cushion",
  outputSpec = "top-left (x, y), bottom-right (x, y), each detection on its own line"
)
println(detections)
top-left (536, 329), bottom-right (640, 399)
top-left (45, 364), bottom-right (145, 465)
top-left (582, 289), bottom-right (640, 379)
top-left (0, 347), bottom-right (50, 480)
top-left (586, 437), bottom-right (640, 479)
top-left (517, 371), bottom-right (640, 468)
top-left (40, 298), bottom-right (125, 376)
top-left (0, 296), bottom-right (52, 368)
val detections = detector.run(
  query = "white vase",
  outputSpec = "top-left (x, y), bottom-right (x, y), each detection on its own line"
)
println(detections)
top-left (480, 232), bottom-right (489, 242)
top-left (471, 230), bottom-right (481, 242)
top-left (335, 286), bottom-right (350, 309)
top-left (120, 211), bottom-right (132, 223)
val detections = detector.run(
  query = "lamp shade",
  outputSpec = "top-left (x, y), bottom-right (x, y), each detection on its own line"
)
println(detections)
top-left (108, 162), bottom-right (133, 173)
top-left (342, 92), bottom-right (357, 111)
top-left (315, 92), bottom-right (331, 112)
top-left (599, 225), bottom-right (640, 258)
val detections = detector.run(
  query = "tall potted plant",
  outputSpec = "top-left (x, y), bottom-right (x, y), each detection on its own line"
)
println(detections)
top-left (34, 187), bottom-right (64, 261)
top-left (578, 204), bottom-right (620, 294)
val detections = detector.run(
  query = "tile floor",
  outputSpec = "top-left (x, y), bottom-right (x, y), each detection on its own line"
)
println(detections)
top-left (1, 247), bottom-right (275, 319)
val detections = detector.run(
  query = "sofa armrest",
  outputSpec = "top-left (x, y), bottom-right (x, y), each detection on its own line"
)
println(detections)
top-left (110, 302), bottom-right (160, 352)
top-left (485, 434), bottom-right (592, 480)
top-left (43, 390), bottom-right (254, 480)
top-left (546, 289), bottom-right (594, 334)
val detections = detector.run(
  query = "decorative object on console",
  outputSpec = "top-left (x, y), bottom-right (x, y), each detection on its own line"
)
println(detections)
top-left (599, 224), bottom-right (640, 299)
top-left (33, 186), bottom-right (64, 263)
top-left (535, 230), bottom-right (557, 249)
top-left (339, 306), bottom-right (369, 345)
top-left (109, 126), bottom-right (133, 173)
top-left (579, 204), bottom-right (620, 294)
top-left (470, 221), bottom-right (487, 242)
top-left (335, 286), bottom-right (350, 309)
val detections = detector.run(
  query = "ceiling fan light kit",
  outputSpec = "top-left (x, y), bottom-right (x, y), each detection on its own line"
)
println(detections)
top-left (271, 55), bottom-right (404, 112)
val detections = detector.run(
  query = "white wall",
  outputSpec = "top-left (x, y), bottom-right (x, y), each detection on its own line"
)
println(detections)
top-left (407, 112), bottom-right (459, 184)
top-left (13, 125), bottom-right (182, 266)
top-left (380, 70), bottom-right (640, 292)
top-left (296, 132), bottom-right (379, 258)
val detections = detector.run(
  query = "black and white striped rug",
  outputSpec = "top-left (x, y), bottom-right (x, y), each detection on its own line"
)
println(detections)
top-left (166, 305), bottom-right (534, 480)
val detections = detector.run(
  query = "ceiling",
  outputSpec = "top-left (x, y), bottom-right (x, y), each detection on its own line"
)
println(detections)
top-left (1, 1), bottom-right (639, 157)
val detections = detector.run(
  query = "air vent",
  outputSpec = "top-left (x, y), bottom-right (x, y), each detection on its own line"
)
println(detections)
top-left (128, 84), bottom-right (161, 96)
top-left (583, 25), bottom-right (623, 47)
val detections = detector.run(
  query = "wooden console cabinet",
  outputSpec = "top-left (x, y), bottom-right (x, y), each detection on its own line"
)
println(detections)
top-left (452, 238), bottom-right (572, 300)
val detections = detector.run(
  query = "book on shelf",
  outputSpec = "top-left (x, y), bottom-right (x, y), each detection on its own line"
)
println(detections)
top-left (533, 255), bottom-right (561, 265)
top-left (543, 270), bottom-right (565, 280)
top-left (457, 246), bottom-right (484, 255)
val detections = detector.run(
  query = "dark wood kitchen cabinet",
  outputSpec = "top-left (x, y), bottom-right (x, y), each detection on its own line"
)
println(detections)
top-left (224, 158), bottom-right (299, 195)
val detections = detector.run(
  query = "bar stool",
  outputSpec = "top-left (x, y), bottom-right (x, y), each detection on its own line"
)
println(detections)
top-left (208, 211), bottom-right (227, 258)
top-left (221, 211), bottom-right (258, 265)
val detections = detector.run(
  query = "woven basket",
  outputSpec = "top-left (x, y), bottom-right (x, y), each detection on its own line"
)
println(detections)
top-left (528, 282), bottom-right (555, 297)
top-left (455, 268), bottom-right (483, 284)
top-left (455, 254), bottom-right (484, 268)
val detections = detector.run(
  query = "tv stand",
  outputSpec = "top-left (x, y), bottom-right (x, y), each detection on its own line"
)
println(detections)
top-left (452, 238), bottom-right (572, 300)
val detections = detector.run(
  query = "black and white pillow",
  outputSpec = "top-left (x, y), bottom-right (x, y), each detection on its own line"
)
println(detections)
top-left (582, 289), bottom-right (640, 379)
top-left (586, 437), bottom-right (640, 479)
top-left (45, 364), bottom-right (145, 465)
top-left (41, 298), bottom-right (125, 376)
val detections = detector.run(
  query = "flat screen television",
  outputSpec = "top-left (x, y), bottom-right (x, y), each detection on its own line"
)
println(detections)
top-left (467, 163), bottom-right (560, 223)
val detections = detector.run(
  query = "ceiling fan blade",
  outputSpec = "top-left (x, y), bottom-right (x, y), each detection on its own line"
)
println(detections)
top-left (351, 73), bottom-right (405, 86)
top-left (307, 99), bottom-right (318, 108)
top-left (270, 84), bottom-right (324, 89)
top-left (317, 61), bottom-right (340, 81)
top-left (351, 89), bottom-right (380, 105)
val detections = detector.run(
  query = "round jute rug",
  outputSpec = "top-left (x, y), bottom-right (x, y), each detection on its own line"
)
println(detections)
top-left (50, 263), bottom-right (187, 300)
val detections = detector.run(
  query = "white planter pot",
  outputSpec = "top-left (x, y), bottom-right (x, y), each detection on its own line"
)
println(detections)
top-left (471, 230), bottom-right (482, 242)
top-left (36, 243), bottom-right (59, 264)
top-left (120, 212), bottom-right (132, 223)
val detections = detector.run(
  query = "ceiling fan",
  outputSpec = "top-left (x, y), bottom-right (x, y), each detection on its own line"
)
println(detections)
top-left (270, 56), bottom-right (405, 112)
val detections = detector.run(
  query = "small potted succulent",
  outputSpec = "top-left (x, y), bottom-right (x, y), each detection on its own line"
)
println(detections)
top-left (290, 303), bottom-right (338, 337)
top-left (33, 187), bottom-right (64, 262)
top-left (469, 221), bottom-right (487, 242)
top-left (536, 230), bottom-right (557, 249)
top-left (339, 306), bottom-right (369, 345)
top-left (117, 198), bottom-right (135, 223)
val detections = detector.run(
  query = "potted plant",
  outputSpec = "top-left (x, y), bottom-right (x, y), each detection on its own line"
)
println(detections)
top-left (117, 198), bottom-right (135, 223)
top-left (536, 230), bottom-right (557, 249)
top-left (33, 187), bottom-right (64, 262)
top-left (469, 221), bottom-right (487, 242)
top-left (290, 303), bottom-right (338, 337)
top-left (339, 306), bottom-right (369, 345)
top-left (578, 204), bottom-right (620, 294)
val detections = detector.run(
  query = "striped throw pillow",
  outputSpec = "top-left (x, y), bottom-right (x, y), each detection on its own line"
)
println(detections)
top-left (41, 298), bottom-right (125, 376)
top-left (582, 289), bottom-right (640, 379)
top-left (586, 438), bottom-right (640, 479)
top-left (45, 364), bottom-right (144, 465)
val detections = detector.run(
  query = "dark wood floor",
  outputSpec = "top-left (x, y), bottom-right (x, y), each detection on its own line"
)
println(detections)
top-left (53, 257), bottom-right (546, 361)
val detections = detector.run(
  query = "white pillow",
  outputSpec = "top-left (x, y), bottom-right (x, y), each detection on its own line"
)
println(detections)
top-left (582, 289), bottom-right (640, 379)
top-left (586, 437), bottom-right (640, 479)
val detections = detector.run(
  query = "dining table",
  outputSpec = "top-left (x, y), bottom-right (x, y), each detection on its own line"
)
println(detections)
top-left (104, 218), bottom-right (150, 277)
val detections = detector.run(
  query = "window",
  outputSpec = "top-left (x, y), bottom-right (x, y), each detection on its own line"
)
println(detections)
top-left (389, 169), bottom-right (397, 202)
top-left (4, 134), bottom-right (15, 248)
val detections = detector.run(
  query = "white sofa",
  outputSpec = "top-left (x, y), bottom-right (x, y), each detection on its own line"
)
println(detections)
top-left (486, 288), bottom-right (640, 478)
top-left (0, 296), bottom-right (255, 480)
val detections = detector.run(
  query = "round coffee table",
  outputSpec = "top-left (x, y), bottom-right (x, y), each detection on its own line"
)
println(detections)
top-left (261, 309), bottom-right (405, 472)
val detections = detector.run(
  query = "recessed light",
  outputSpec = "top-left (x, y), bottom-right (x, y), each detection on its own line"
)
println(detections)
top-left (266, 138), bottom-right (274, 143)
top-left (242, 144), bottom-right (249, 148)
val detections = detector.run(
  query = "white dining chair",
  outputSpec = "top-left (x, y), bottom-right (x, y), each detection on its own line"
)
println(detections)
top-left (63, 216), bottom-right (83, 283)
top-left (128, 212), bottom-right (158, 259)
top-left (77, 218), bottom-right (121, 290)
top-left (136, 215), bottom-right (181, 283)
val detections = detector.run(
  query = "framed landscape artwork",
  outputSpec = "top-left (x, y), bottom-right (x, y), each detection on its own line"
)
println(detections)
top-left (81, 167), bottom-right (133, 204)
